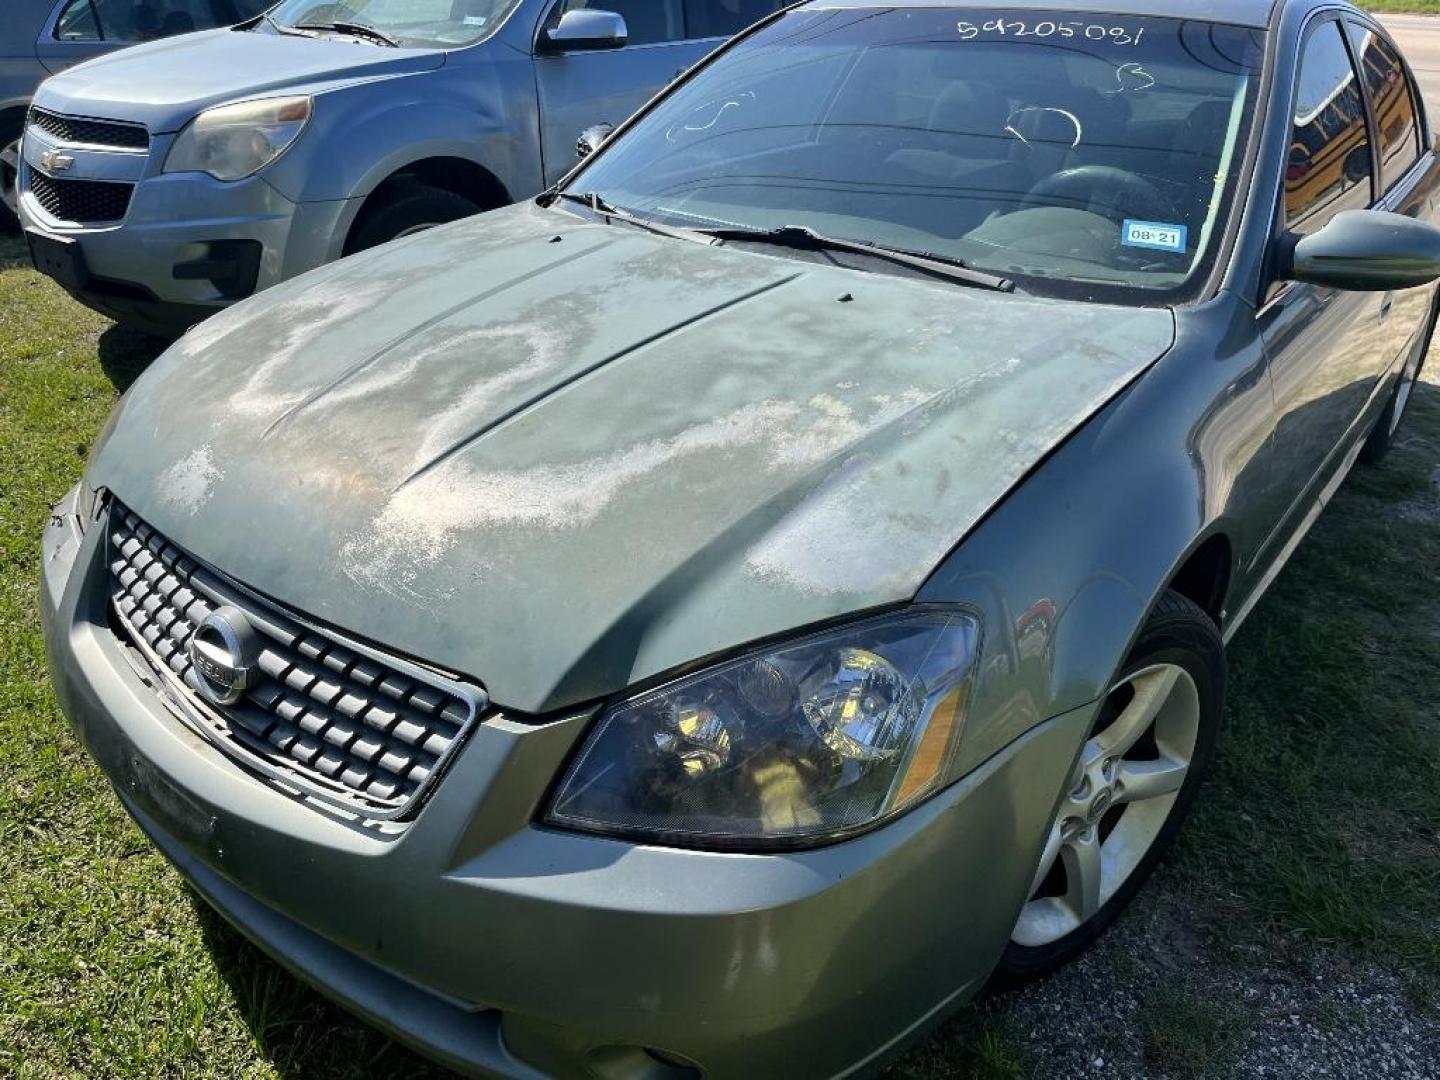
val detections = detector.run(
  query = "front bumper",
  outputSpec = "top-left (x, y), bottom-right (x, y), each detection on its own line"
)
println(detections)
top-left (41, 489), bottom-right (1090, 1078)
top-left (18, 125), bottom-right (351, 335)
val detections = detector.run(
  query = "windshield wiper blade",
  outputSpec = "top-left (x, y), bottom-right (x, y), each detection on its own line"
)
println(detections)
top-left (703, 224), bottom-right (1014, 292)
top-left (297, 20), bottom-right (399, 46)
top-left (552, 191), bottom-right (713, 244)
top-left (264, 12), bottom-right (315, 36)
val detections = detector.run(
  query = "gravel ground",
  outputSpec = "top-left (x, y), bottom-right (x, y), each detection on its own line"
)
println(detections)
top-left (970, 867), bottom-right (1440, 1080)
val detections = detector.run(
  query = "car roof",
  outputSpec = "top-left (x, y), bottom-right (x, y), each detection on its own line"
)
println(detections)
top-left (799, 0), bottom-right (1287, 31)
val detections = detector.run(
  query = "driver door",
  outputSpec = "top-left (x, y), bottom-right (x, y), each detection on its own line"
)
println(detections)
top-left (1255, 16), bottom-right (1386, 561)
top-left (532, 0), bottom-right (735, 186)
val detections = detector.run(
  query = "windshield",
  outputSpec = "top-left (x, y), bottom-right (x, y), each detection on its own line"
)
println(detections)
top-left (267, 0), bottom-right (521, 47)
top-left (569, 8), bottom-right (1266, 302)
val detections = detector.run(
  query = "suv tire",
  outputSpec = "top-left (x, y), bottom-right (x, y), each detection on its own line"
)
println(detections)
top-left (344, 182), bottom-right (483, 256)
top-left (1, 114), bottom-right (24, 233)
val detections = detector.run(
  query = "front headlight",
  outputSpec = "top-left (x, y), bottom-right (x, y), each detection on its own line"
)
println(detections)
top-left (164, 96), bottom-right (312, 182)
top-left (545, 609), bottom-right (981, 849)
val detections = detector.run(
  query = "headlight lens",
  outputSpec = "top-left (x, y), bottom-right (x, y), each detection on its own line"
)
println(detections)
top-left (164, 96), bottom-right (312, 182)
top-left (545, 610), bottom-right (981, 848)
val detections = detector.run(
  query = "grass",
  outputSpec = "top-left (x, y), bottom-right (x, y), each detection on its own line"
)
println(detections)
top-left (0, 237), bottom-right (453, 1079)
top-left (1174, 389), bottom-right (1440, 978)
top-left (1137, 988), bottom-right (1250, 1079)
top-left (1, 227), bottom-right (1438, 1078)
top-left (1366, 2), bottom-right (1440, 13)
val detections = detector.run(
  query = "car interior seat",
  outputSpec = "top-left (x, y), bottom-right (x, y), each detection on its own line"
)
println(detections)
top-left (129, 2), bottom-right (161, 38)
top-left (1169, 100), bottom-right (1233, 219)
top-left (161, 8), bottom-right (196, 34)
top-left (886, 81), bottom-right (1015, 182)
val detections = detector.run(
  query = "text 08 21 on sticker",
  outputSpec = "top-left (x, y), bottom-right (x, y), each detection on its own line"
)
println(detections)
top-left (1122, 220), bottom-right (1188, 254)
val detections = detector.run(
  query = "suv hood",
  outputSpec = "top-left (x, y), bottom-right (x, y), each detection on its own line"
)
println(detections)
top-left (91, 203), bottom-right (1175, 714)
top-left (32, 27), bottom-right (443, 133)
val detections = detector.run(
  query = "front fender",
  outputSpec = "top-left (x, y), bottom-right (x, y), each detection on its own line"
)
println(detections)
top-left (920, 292), bottom-right (1274, 779)
top-left (263, 65), bottom-right (537, 206)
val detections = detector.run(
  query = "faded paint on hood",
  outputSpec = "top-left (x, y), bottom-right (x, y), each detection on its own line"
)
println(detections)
top-left (90, 202), bottom-right (1175, 713)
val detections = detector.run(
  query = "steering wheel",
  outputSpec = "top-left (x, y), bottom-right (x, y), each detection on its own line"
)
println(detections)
top-left (1023, 165), bottom-right (1176, 227)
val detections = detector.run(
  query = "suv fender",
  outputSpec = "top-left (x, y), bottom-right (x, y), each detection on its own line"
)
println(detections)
top-left (263, 74), bottom-right (537, 211)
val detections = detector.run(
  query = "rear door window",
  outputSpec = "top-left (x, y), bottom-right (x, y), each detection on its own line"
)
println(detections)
top-left (1286, 19), bottom-right (1373, 234)
top-left (1346, 22), bottom-right (1424, 192)
top-left (683, 0), bottom-right (785, 40)
top-left (54, 0), bottom-right (247, 40)
top-left (54, 0), bottom-right (100, 39)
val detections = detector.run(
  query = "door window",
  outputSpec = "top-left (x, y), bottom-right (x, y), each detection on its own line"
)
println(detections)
top-left (1346, 23), bottom-right (1423, 193)
top-left (552, 0), bottom-right (684, 46)
top-left (54, 0), bottom-right (100, 39)
top-left (54, 0), bottom-right (241, 40)
top-left (1286, 20), bottom-right (1372, 234)
top-left (682, 0), bottom-right (784, 40)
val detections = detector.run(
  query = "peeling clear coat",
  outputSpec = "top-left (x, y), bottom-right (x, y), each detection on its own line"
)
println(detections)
top-left (89, 200), bottom-right (1176, 712)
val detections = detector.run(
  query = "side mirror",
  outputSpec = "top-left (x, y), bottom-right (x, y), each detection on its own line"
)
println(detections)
top-left (540, 9), bottom-right (627, 53)
top-left (1284, 208), bottom-right (1440, 291)
top-left (576, 122), bottom-right (614, 160)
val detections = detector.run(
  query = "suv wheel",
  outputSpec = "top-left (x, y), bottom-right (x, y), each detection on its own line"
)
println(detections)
top-left (995, 590), bottom-right (1224, 983)
top-left (1, 119), bottom-right (23, 232)
top-left (344, 182), bottom-right (483, 256)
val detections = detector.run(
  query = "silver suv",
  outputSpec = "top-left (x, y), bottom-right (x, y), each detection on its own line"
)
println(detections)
top-left (2, 0), bottom-right (270, 228)
top-left (18, 0), bottom-right (783, 335)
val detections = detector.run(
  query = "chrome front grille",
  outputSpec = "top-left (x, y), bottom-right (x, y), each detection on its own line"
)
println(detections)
top-left (29, 172), bottom-right (133, 225)
top-left (107, 505), bottom-right (484, 819)
top-left (28, 108), bottom-right (149, 151)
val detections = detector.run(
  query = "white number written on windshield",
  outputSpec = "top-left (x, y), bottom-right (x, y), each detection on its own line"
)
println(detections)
top-left (956, 19), bottom-right (1146, 45)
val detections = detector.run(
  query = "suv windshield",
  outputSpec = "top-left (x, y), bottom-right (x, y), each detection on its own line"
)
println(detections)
top-left (267, 0), bottom-right (521, 47)
top-left (570, 8), bottom-right (1266, 303)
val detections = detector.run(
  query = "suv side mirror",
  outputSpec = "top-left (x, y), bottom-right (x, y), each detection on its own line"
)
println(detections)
top-left (577, 123), bottom-right (615, 160)
top-left (540, 9), bottom-right (628, 53)
top-left (1283, 208), bottom-right (1440, 291)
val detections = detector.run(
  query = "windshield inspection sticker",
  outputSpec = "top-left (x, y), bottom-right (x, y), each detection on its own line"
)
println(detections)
top-left (1122, 220), bottom-right (1188, 253)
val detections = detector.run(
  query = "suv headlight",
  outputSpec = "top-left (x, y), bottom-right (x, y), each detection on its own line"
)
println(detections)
top-left (164, 96), bottom-right (312, 182)
top-left (545, 609), bottom-right (981, 849)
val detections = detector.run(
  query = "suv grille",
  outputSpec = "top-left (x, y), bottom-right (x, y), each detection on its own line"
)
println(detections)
top-left (28, 108), bottom-right (149, 150)
top-left (29, 172), bottom-right (133, 225)
top-left (108, 505), bottom-right (484, 819)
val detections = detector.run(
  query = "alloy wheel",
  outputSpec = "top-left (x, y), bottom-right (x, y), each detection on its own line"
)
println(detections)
top-left (1011, 663), bottom-right (1201, 948)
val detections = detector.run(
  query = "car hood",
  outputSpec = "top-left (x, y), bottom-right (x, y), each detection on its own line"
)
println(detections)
top-left (91, 202), bottom-right (1175, 714)
top-left (32, 27), bottom-right (444, 133)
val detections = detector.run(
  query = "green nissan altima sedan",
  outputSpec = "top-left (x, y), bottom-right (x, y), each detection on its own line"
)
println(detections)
top-left (40, 0), bottom-right (1440, 1074)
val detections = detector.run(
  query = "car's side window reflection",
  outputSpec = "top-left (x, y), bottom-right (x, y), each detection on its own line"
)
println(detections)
top-left (1286, 20), bottom-right (1373, 234)
top-left (1346, 23), bottom-right (1423, 194)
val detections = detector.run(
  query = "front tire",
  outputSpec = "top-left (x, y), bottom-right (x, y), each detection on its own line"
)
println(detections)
top-left (995, 590), bottom-right (1224, 984)
top-left (343, 182), bottom-right (482, 256)
top-left (0, 116), bottom-right (23, 233)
